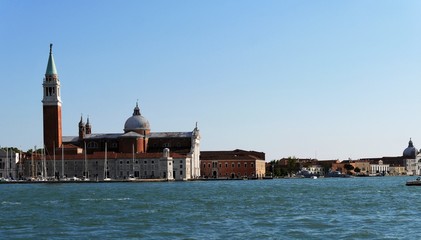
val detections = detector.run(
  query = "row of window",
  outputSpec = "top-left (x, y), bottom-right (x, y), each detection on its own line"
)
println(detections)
top-left (87, 142), bottom-right (118, 149)
top-left (156, 143), bottom-right (183, 148)
top-left (32, 170), bottom-right (185, 179)
top-left (36, 168), bottom-right (184, 177)
top-left (32, 159), bottom-right (184, 166)
top-left (203, 162), bottom-right (254, 168)
top-left (133, 170), bottom-right (183, 177)
top-left (119, 160), bottom-right (183, 165)
top-left (86, 142), bottom-right (183, 149)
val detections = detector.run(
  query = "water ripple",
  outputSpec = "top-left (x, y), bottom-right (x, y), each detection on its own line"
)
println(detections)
top-left (1, 201), bottom-right (21, 205)
top-left (1, 177), bottom-right (421, 239)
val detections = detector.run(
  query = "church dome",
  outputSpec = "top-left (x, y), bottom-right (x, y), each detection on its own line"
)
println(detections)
top-left (403, 138), bottom-right (418, 159)
top-left (124, 103), bottom-right (150, 133)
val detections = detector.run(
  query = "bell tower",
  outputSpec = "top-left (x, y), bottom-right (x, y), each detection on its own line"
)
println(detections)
top-left (42, 43), bottom-right (62, 155)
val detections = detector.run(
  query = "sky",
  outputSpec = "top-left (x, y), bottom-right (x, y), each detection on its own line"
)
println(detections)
top-left (1, 0), bottom-right (421, 161)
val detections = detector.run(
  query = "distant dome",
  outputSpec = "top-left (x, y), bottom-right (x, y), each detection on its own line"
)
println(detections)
top-left (124, 103), bottom-right (150, 133)
top-left (403, 138), bottom-right (418, 159)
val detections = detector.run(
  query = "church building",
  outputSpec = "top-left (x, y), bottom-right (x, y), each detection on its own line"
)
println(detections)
top-left (23, 44), bottom-right (200, 181)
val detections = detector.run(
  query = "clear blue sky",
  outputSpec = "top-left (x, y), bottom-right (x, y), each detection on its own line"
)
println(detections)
top-left (1, 0), bottom-right (421, 161)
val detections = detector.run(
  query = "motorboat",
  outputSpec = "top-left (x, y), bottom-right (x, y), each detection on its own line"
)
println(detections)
top-left (71, 176), bottom-right (81, 181)
top-left (82, 176), bottom-right (90, 181)
top-left (406, 177), bottom-right (421, 186)
top-left (0, 178), bottom-right (11, 183)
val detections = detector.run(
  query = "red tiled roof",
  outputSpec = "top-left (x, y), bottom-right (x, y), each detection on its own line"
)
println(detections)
top-left (359, 156), bottom-right (405, 166)
top-left (200, 149), bottom-right (265, 161)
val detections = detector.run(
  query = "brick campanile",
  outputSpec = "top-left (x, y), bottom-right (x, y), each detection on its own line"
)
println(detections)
top-left (42, 44), bottom-right (62, 155)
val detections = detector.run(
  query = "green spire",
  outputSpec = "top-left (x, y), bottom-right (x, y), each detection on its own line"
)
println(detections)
top-left (45, 43), bottom-right (58, 75)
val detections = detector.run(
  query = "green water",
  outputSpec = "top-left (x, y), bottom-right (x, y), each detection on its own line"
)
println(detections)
top-left (1, 177), bottom-right (421, 239)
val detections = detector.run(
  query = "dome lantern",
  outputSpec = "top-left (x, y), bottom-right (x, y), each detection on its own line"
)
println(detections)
top-left (124, 102), bottom-right (150, 134)
top-left (403, 138), bottom-right (418, 159)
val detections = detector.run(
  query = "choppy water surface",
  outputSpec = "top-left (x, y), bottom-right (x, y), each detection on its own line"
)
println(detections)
top-left (1, 177), bottom-right (421, 239)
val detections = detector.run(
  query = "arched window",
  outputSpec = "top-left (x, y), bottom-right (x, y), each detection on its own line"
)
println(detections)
top-left (87, 142), bottom-right (98, 149)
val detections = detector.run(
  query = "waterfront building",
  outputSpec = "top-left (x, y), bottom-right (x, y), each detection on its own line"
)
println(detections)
top-left (300, 164), bottom-right (325, 177)
top-left (404, 157), bottom-right (421, 176)
top-left (350, 161), bottom-right (370, 175)
top-left (388, 165), bottom-right (406, 176)
top-left (402, 139), bottom-right (421, 175)
top-left (331, 160), bottom-right (347, 174)
top-left (403, 138), bottom-right (418, 159)
top-left (331, 160), bottom-right (370, 175)
top-left (200, 149), bottom-right (266, 179)
top-left (351, 160), bottom-right (370, 175)
top-left (0, 148), bottom-right (19, 179)
top-left (370, 160), bottom-right (390, 175)
top-left (359, 157), bottom-right (404, 175)
top-left (21, 44), bottom-right (200, 180)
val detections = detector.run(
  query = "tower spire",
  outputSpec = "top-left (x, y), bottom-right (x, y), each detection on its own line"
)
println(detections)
top-left (79, 114), bottom-right (84, 126)
top-left (46, 43), bottom-right (58, 75)
top-left (86, 115), bottom-right (92, 135)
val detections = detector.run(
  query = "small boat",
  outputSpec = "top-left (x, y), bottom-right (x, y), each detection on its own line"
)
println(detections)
top-left (312, 176), bottom-right (318, 179)
top-left (406, 177), bottom-right (421, 186)
top-left (82, 176), bottom-right (90, 181)
top-left (71, 176), bottom-right (81, 181)
top-left (0, 178), bottom-right (10, 182)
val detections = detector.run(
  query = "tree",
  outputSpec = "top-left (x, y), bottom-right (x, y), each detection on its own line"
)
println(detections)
top-left (0, 147), bottom-right (22, 153)
top-left (344, 164), bottom-right (354, 175)
top-left (354, 167), bottom-right (361, 174)
top-left (279, 168), bottom-right (287, 176)
top-left (26, 148), bottom-right (44, 154)
top-left (286, 157), bottom-right (300, 177)
top-left (268, 160), bottom-right (289, 177)
top-left (269, 160), bottom-right (277, 176)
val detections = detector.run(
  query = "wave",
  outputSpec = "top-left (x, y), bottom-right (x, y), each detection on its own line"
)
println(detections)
top-left (80, 198), bottom-right (131, 201)
top-left (2, 201), bottom-right (21, 205)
